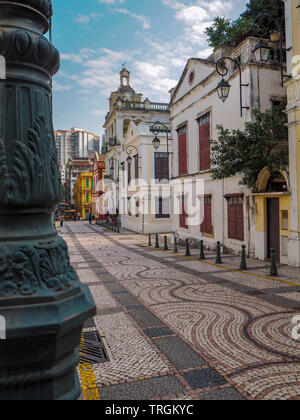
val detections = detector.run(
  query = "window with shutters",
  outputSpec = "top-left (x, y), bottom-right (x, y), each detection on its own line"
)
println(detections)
top-left (201, 195), bottom-right (213, 235)
top-left (155, 152), bottom-right (169, 181)
top-left (227, 196), bottom-right (244, 241)
top-left (198, 113), bottom-right (211, 171)
top-left (156, 197), bottom-right (170, 219)
top-left (178, 125), bottom-right (187, 176)
top-left (180, 195), bottom-right (188, 228)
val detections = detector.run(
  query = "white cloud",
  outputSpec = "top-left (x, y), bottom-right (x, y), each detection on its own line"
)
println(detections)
top-left (74, 13), bottom-right (103, 24)
top-left (60, 53), bottom-right (84, 64)
top-left (114, 8), bottom-right (150, 29)
top-left (53, 80), bottom-right (72, 92)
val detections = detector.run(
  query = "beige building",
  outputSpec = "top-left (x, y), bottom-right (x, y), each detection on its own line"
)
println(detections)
top-left (284, 0), bottom-right (300, 266)
top-left (169, 37), bottom-right (286, 260)
top-left (65, 157), bottom-right (93, 205)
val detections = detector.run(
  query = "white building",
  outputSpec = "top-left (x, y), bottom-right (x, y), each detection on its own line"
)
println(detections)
top-left (117, 121), bottom-right (173, 234)
top-left (170, 37), bottom-right (286, 260)
top-left (102, 66), bottom-right (171, 229)
top-left (54, 128), bottom-right (100, 167)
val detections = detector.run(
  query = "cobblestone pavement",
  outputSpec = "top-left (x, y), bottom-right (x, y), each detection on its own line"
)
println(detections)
top-left (61, 222), bottom-right (300, 400)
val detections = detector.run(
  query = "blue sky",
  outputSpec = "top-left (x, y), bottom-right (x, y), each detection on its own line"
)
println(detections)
top-left (52, 0), bottom-right (248, 137)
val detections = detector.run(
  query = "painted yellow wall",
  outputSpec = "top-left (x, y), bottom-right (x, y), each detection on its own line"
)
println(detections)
top-left (255, 196), bottom-right (266, 233)
top-left (280, 195), bottom-right (291, 237)
top-left (290, 1), bottom-right (300, 236)
top-left (292, 0), bottom-right (300, 57)
top-left (74, 172), bottom-right (93, 219)
top-left (255, 195), bottom-right (291, 237)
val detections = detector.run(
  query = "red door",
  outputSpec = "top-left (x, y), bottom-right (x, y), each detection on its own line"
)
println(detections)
top-left (178, 126), bottom-right (187, 175)
top-left (201, 196), bottom-right (213, 235)
top-left (199, 118), bottom-right (211, 171)
top-left (228, 196), bottom-right (244, 241)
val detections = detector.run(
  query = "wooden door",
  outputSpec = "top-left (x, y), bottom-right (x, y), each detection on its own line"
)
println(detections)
top-left (267, 198), bottom-right (280, 261)
top-left (199, 120), bottom-right (211, 171)
top-left (178, 126), bottom-right (187, 175)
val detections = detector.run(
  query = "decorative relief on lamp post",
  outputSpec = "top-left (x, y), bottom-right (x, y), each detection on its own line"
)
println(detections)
top-left (0, 0), bottom-right (96, 400)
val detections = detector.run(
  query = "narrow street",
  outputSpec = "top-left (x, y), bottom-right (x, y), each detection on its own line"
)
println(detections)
top-left (61, 222), bottom-right (300, 401)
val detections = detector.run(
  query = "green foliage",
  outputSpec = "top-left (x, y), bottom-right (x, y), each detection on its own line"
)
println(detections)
top-left (210, 101), bottom-right (288, 190)
top-left (205, 16), bottom-right (253, 49)
top-left (242, 0), bottom-right (285, 30)
top-left (205, 0), bottom-right (285, 50)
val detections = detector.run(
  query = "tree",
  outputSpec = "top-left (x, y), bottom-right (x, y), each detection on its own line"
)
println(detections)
top-left (205, 17), bottom-right (233, 49)
top-left (205, 16), bottom-right (253, 49)
top-left (210, 101), bottom-right (288, 190)
top-left (205, 0), bottom-right (285, 50)
top-left (242, 0), bottom-right (285, 31)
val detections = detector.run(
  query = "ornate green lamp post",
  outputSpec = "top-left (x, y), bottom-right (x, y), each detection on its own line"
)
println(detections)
top-left (0, 0), bottom-right (96, 400)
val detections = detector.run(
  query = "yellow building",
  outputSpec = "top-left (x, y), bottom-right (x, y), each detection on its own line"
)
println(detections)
top-left (283, 0), bottom-right (300, 266)
top-left (74, 172), bottom-right (93, 220)
top-left (252, 4), bottom-right (300, 265)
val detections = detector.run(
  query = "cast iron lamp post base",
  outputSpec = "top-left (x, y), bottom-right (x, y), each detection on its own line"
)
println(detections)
top-left (0, 0), bottom-right (96, 400)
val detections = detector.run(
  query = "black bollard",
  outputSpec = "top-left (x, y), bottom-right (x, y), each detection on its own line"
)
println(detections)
top-left (148, 234), bottom-right (152, 247)
top-left (155, 234), bottom-right (160, 249)
top-left (185, 239), bottom-right (191, 257)
top-left (199, 240), bottom-right (205, 260)
top-left (164, 236), bottom-right (169, 251)
top-left (174, 237), bottom-right (178, 254)
top-left (216, 241), bottom-right (222, 264)
top-left (270, 248), bottom-right (278, 276)
top-left (240, 245), bottom-right (247, 270)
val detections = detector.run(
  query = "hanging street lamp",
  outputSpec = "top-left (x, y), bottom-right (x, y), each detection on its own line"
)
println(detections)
top-left (216, 78), bottom-right (231, 103)
top-left (150, 122), bottom-right (172, 180)
top-left (252, 40), bottom-right (272, 65)
top-left (0, 0), bottom-right (96, 400)
top-left (152, 136), bottom-right (161, 151)
top-left (252, 13), bottom-right (291, 87)
top-left (215, 56), bottom-right (249, 117)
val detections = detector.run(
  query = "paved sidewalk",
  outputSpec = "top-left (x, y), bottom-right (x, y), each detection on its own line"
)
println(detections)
top-left (61, 222), bottom-right (300, 400)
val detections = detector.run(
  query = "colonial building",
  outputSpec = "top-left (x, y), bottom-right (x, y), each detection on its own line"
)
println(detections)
top-left (74, 172), bottom-right (93, 220)
top-left (169, 37), bottom-right (286, 261)
top-left (284, 0), bottom-right (300, 266)
top-left (65, 157), bottom-right (93, 205)
top-left (102, 66), bottom-right (171, 227)
top-left (91, 153), bottom-right (106, 219)
top-left (119, 121), bottom-right (172, 234)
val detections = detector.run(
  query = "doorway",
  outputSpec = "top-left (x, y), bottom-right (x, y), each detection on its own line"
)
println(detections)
top-left (267, 198), bottom-right (280, 261)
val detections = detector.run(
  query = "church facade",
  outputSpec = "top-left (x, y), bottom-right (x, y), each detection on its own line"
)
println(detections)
top-left (102, 66), bottom-right (171, 225)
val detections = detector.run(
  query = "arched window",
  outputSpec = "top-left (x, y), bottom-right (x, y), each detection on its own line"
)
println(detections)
top-left (266, 171), bottom-right (287, 192)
